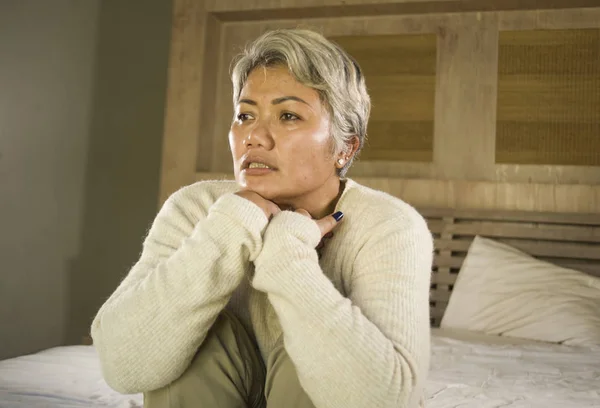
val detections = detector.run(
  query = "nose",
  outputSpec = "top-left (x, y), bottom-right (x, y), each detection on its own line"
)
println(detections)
top-left (244, 119), bottom-right (274, 149)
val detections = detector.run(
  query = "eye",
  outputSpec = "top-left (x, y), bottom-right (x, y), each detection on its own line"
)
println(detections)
top-left (281, 112), bottom-right (300, 121)
top-left (236, 113), bottom-right (252, 122)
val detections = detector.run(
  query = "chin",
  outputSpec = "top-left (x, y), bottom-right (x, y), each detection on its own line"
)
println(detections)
top-left (247, 183), bottom-right (281, 200)
top-left (240, 176), bottom-right (293, 202)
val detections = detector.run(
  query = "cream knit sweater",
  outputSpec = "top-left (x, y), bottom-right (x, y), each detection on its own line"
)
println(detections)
top-left (91, 178), bottom-right (433, 408)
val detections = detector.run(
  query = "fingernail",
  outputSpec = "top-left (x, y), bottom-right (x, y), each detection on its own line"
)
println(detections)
top-left (333, 211), bottom-right (344, 222)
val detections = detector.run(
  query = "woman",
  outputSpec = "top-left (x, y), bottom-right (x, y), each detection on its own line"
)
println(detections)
top-left (91, 28), bottom-right (433, 408)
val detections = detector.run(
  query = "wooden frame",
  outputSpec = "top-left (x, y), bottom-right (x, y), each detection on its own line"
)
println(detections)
top-left (423, 207), bottom-right (600, 326)
top-left (155, 0), bottom-right (600, 331)
top-left (159, 1), bottom-right (600, 215)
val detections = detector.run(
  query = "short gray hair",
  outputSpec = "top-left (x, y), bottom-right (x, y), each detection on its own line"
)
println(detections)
top-left (230, 28), bottom-right (371, 176)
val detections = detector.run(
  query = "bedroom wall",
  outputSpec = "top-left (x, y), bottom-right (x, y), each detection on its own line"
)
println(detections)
top-left (0, 0), bottom-right (99, 360)
top-left (0, 0), bottom-right (172, 360)
top-left (64, 0), bottom-right (173, 344)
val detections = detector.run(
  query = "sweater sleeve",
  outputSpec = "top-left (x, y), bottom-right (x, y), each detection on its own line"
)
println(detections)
top-left (91, 190), bottom-right (268, 394)
top-left (252, 211), bottom-right (433, 408)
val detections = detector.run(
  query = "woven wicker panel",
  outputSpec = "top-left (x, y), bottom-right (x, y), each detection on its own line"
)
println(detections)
top-left (331, 34), bottom-right (436, 162)
top-left (496, 28), bottom-right (600, 166)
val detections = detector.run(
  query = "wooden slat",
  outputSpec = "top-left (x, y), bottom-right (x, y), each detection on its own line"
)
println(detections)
top-left (356, 177), bottom-right (600, 214)
top-left (499, 7), bottom-right (600, 31)
top-left (430, 302), bottom-right (448, 324)
top-left (435, 238), bottom-right (600, 260)
top-left (421, 208), bottom-right (600, 225)
top-left (444, 221), bottom-right (600, 243)
top-left (210, 1), bottom-right (600, 20)
top-left (434, 255), bottom-right (465, 269)
top-left (192, 174), bottom-right (600, 217)
top-left (493, 164), bottom-right (600, 185)
top-left (425, 220), bottom-right (445, 233)
top-left (195, 14), bottom-right (222, 172)
top-left (430, 307), bottom-right (443, 325)
top-left (159, 0), bottom-right (209, 205)
top-left (430, 289), bottom-right (451, 303)
top-left (433, 12), bottom-right (498, 181)
top-left (431, 272), bottom-right (458, 286)
top-left (436, 216), bottom-right (455, 298)
top-left (435, 254), bottom-right (600, 272)
top-left (538, 258), bottom-right (600, 277)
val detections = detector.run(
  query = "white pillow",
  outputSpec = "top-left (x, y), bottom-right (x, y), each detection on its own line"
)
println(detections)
top-left (440, 235), bottom-right (600, 346)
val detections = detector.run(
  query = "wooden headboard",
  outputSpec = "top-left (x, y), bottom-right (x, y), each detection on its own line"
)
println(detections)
top-left (422, 208), bottom-right (600, 326)
top-left (160, 1), bottom-right (600, 211)
top-left (158, 1), bottom-right (600, 328)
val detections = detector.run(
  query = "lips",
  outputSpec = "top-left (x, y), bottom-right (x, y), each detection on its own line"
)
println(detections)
top-left (241, 156), bottom-right (277, 171)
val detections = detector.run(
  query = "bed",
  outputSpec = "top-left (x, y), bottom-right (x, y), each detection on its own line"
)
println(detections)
top-left (0, 345), bottom-right (143, 408)
top-left (2, 330), bottom-right (599, 408)
top-left (427, 328), bottom-right (600, 408)
top-left (1, 207), bottom-right (599, 408)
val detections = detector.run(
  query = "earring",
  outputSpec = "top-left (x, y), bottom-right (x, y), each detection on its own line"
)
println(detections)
top-left (337, 158), bottom-right (345, 165)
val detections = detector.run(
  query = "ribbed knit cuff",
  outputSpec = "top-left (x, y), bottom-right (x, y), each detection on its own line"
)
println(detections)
top-left (208, 193), bottom-right (269, 236)
top-left (180, 193), bottom-right (270, 266)
top-left (253, 211), bottom-right (325, 293)
top-left (265, 210), bottom-right (322, 248)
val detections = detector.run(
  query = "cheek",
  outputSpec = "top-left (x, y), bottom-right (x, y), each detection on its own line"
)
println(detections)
top-left (287, 142), bottom-right (334, 181)
top-left (228, 130), bottom-right (242, 157)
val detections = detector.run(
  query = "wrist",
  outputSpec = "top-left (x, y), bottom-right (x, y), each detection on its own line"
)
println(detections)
top-left (209, 193), bottom-right (269, 233)
top-left (263, 211), bottom-right (322, 251)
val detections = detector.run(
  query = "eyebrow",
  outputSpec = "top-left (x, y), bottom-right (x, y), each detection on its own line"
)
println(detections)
top-left (238, 96), bottom-right (309, 106)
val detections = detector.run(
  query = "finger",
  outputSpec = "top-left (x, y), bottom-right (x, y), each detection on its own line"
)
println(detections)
top-left (316, 211), bottom-right (344, 237)
top-left (267, 201), bottom-right (281, 216)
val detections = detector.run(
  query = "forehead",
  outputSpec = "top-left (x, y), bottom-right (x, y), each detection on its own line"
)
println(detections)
top-left (241, 65), bottom-right (320, 101)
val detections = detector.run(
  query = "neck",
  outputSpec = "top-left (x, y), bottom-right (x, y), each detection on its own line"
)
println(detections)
top-left (276, 176), bottom-right (343, 220)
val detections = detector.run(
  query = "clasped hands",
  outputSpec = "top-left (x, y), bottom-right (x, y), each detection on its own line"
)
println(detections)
top-left (235, 190), bottom-right (342, 252)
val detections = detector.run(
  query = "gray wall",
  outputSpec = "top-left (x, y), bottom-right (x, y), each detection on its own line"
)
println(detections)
top-left (0, 0), bottom-right (172, 359)
top-left (0, 0), bottom-right (99, 360)
top-left (66, 0), bottom-right (172, 345)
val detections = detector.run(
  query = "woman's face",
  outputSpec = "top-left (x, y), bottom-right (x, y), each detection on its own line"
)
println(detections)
top-left (229, 65), bottom-right (340, 206)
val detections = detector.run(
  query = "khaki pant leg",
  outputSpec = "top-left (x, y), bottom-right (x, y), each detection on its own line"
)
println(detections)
top-left (144, 310), bottom-right (266, 408)
top-left (265, 339), bottom-right (316, 408)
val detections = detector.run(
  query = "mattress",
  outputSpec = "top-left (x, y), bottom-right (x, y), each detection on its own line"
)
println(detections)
top-left (0, 345), bottom-right (142, 408)
top-left (1, 331), bottom-right (599, 408)
top-left (426, 328), bottom-right (600, 408)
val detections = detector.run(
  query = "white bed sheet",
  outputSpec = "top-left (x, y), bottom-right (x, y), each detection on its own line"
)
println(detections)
top-left (1, 332), bottom-right (599, 408)
top-left (426, 328), bottom-right (600, 408)
top-left (0, 345), bottom-right (142, 408)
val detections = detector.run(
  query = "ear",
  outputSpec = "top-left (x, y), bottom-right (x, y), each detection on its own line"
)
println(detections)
top-left (335, 136), bottom-right (360, 169)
